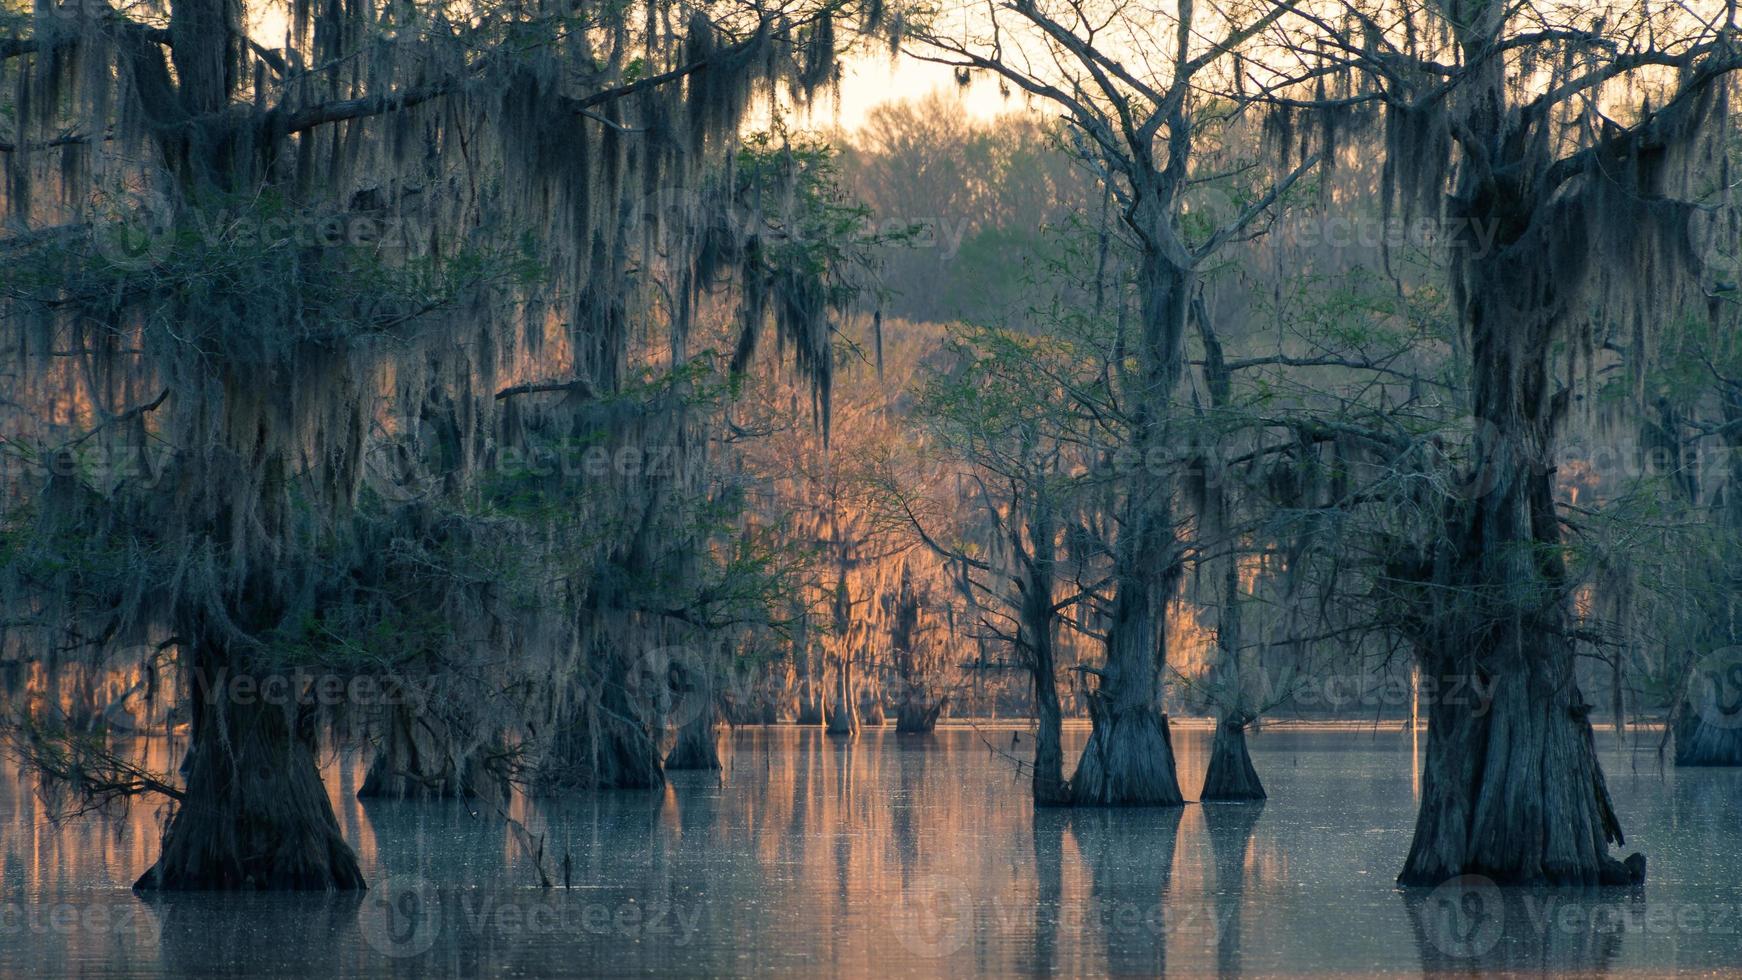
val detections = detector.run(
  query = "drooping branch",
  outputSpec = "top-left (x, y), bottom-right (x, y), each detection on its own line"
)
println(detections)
top-left (494, 378), bottom-right (601, 402)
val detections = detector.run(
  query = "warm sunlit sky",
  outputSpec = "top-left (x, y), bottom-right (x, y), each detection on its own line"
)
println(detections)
top-left (821, 53), bottom-right (1016, 129)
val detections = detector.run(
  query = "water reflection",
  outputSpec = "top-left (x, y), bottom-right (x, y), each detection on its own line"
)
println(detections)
top-left (1, 727), bottom-right (1739, 977)
top-left (1203, 802), bottom-right (1263, 976)
top-left (144, 891), bottom-right (364, 976)
top-left (1402, 882), bottom-right (1633, 973)
top-left (1068, 805), bottom-right (1182, 976)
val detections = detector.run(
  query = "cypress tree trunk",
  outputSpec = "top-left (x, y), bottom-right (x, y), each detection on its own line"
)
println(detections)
top-left (664, 711), bottom-right (722, 770)
top-left (1196, 421), bottom-right (1263, 803)
top-left (1676, 390), bottom-right (1742, 767)
top-left (824, 563), bottom-right (858, 736)
top-left (795, 670), bottom-right (826, 726)
top-left (1673, 699), bottom-right (1742, 766)
top-left (1201, 716), bottom-right (1265, 802)
top-left (861, 694), bottom-right (886, 727)
top-left (664, 669), bottom-right (721, 770)
top-left (136, 650), bottom-right (363, 890)
top-left (1402, 638), bottom-right (1642, 885)
top-left (893, 696), bottom-right (945, 733)
top-left (1022, 545), bottom-right (1070, 807)
top-left (1374, 0), bottom-right (1738, 888)
top-left (1398, 277), bottom-right (1642, 886)
top-left (1070, 235), bottom-right (1187, 807)
top-left (794, 609), bottom-right (824, 725)
top-left (119, 0), bottom-right (366, 894)
top-left (357, 699), bottom-right (510, 803)
top-left (825, 656), bottom-right (859, 735)
top-left (538, 652), bottom-right (665, 791)
top-left (887, 559), bottom-right (942, 733)
top-left (1029, 657), bottom-right (1069, 807)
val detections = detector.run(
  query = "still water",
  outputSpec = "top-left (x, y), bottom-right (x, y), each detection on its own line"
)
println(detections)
top-left (2, 725), bottom-right (1740, 977)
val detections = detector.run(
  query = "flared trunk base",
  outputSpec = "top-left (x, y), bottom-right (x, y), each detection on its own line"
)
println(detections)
top-left (1400, 667), bottom-right (1643, 888)
top-left (356, 707), bottom-right (509, 804)
top-left (664, 716), bottom-right (722, 770)
top-left (1200, 719), bottom-right (1265, 802)
top-left (1069, 705), bottom-right (1184, 807)
top-left (893, 698), bottom-right (945, 734)
top-left (137, 705), bottom-right (363, 891)
top-left (1673, 709), bottom-right (1742, 767)
top-left (535, 697), bottom-right (664, 792)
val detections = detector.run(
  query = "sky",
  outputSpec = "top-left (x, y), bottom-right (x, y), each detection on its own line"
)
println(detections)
top-left (821, 52), bottom-right (1017, 130)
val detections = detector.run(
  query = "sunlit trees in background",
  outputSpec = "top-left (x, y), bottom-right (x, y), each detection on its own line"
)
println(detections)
top-left (905, 0), bottom-right (1326, 807)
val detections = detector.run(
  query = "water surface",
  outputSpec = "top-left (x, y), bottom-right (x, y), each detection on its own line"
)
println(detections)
top-left (3, 726), bottom-right (1739, 976)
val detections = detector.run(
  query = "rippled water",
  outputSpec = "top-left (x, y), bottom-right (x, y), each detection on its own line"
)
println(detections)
top-left (2, 725), bottom-right (1740, 977)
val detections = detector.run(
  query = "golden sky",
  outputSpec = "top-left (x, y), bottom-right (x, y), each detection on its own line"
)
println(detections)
top-left (825, 52), bottom-right (1016, 129)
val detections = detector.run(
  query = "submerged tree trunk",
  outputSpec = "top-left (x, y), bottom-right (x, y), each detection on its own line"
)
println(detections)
top-left (861, 694), bottom-right (886, 727)
top-left (1201, 717), bottom-right (1265, 802)
top-left (894, 696), bottom-right (946, 734)
top-left (538, 652), bottom-right (665, 791)
top-left (664, 668), bottom-right (721, 771)
top-left (1070, 239), bottom-right (1187, 808)
top-left (824, 562), bottom-right (859, 736)
top-left (357, 700), bottom-right (510, 803)
top-left (1368, 0), bottom-right (1736, 886)
top-left (1673, 699), bottom-right (1742, 766)
top-left (1399, 269), bottom-right (1642, 886)
top-left (1402, 642), bottom-right (1642, 885)
top-left (1030, 655), bottom-right (1069, 807)
top-left (1022, 542), bottom-right (1070, 807)
top-left (825, 656), bottom-right (859, 735)
top-left (664, 711), bottom-right (722, 770)
top-left (886, 558), bottom-right (942, 733)
top-left (794, 606), bottom-right (825, 725)
top-left (1675, 390), bottom-right (1742, 767)
top-left (137, 654), bottom-right (363, 890)
top-left (795, 672), bottom-right (826, 726)
top-left (1194, 332), bottom-right (1262, 803)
